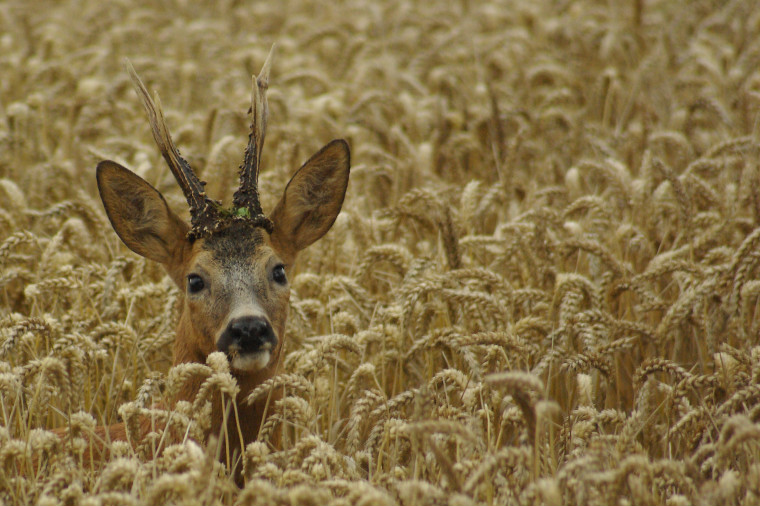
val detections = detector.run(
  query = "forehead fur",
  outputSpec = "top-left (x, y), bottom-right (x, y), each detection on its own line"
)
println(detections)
top-left (201, 222), bottom-right (268, 263)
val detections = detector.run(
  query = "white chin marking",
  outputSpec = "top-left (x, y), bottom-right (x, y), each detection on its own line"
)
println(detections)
top-left (231, 351), bottom-right (271, 372)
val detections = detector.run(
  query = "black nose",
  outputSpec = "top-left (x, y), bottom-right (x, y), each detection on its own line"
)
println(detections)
top-left (218, 316), bottom-right (276, 354)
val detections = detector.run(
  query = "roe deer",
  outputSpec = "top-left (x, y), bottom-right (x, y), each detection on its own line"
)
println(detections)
top-left (89, 50), bottom-right (349, 482)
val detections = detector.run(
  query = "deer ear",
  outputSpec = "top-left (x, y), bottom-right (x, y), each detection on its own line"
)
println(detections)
top-left (97, 160), bottom-right (190, 265)
top-left (269, 139), bottom-right (350, 260)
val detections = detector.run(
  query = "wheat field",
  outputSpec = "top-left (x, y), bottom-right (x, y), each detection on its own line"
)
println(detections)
top-left (2, 0), bottom-right (760, 504)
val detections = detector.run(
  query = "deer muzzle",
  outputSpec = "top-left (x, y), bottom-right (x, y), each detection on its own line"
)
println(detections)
top-left (217, 316), bottom-right (277, 371)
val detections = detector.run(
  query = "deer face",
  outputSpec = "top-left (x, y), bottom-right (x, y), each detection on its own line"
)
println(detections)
top-left (97, 138), bottom-right (349, 374)
top-left (181, 225), bottom-right (287, 372)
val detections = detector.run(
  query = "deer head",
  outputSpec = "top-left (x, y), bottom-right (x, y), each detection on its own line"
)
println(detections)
top-left (96, 51), bottom-right (349, 380)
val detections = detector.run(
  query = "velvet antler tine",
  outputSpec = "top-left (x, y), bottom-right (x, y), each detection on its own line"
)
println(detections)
top-left (233, 45), bottom-right (275, 226)
top-left (125, 59), bottom-right (220, 237)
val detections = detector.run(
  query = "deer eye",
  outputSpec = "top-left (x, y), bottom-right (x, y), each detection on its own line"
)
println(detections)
top-left (272, 264), bottom-right (287, 285)
top-left (187, 274), bottom-right (205, 293)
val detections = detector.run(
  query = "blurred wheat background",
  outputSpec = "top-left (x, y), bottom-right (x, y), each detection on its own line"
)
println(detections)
top-left (2, 0), bottom-right (760, 504)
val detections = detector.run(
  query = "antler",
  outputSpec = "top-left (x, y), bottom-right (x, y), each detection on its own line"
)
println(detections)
top-left (126, 52), bottom-right (278, 239)
top-left (126, 59), bottom-right (222, 239)
top-left (233, 45), bottom-right (275, 234)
